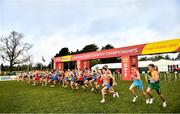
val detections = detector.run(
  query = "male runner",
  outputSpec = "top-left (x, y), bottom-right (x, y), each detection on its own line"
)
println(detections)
top-left (129, 64), bottom-right (147, 102)
top-left (100, 67), bottom-right (119, 103)
top-left (146, 64), bottom-right (167, 107)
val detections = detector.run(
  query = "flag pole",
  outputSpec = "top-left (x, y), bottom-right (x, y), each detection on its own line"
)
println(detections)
top-left (0, 63), bottom-right (1, 75)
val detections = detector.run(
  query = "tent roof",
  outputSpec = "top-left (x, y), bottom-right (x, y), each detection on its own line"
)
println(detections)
top-left (154, 59), bottom-right (180, 66)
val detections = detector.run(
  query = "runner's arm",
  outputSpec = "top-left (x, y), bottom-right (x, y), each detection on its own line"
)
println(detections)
top-left (153, 71), bottom-right (158, 81)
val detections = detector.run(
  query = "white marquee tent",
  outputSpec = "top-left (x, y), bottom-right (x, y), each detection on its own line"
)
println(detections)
top-left (92, 59), bottom-right (180, 72)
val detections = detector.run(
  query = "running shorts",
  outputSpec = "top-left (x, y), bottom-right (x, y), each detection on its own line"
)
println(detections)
top-left (132, 79), bottom-right (144, 90)
top-left (148, 82), bottom-right (161, 94)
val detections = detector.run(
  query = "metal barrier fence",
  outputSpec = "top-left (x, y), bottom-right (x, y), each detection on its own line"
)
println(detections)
top-left (140, 72), bottom-right (179, 82)
top-left (113, 72), bottom-right (180, 82)
top-left (0, 75), bottom-right (17, 81)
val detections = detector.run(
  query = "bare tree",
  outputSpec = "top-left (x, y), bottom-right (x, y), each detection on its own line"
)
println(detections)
top-left (0, 31), bottom-right (32, 71)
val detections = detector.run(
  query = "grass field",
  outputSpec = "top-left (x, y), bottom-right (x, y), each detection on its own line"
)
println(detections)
top-left (0, 78), bottom-right (180, 113)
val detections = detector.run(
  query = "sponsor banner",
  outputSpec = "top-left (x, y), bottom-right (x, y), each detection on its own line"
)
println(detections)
top-left (121, 56), bottom-right (138, 81)
top-left (72, 44), bottom-right (145, 61)
top-left (60, 55), bottom-right (72, 62)
top-left (0, 76), bottom-right (17, 81)
top-left (121, 56), bottom-right (131, 80)
top-left (142, 38), bottom-right (180, 54)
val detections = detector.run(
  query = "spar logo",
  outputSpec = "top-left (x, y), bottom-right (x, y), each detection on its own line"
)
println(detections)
top-left (61, 55), bottom-right (72, 62)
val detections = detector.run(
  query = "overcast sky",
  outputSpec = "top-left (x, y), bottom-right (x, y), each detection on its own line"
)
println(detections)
top-left (0, 0), bottom-right (180, 65)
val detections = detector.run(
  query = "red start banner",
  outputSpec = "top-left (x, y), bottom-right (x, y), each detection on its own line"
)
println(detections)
top-left (54, 38), bottom-right (180, 62)
top-left (72, 44), bottom-right (145, 61)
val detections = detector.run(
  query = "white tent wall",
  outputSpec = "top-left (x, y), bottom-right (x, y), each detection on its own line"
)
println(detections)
top-left (91, 59), bottom-right (180, 72)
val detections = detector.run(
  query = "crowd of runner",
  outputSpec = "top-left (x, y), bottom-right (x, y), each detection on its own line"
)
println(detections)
top-left (17, 64), bottom-right (167, 107)
top-left (17, 65), bottom-right (119, 103)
